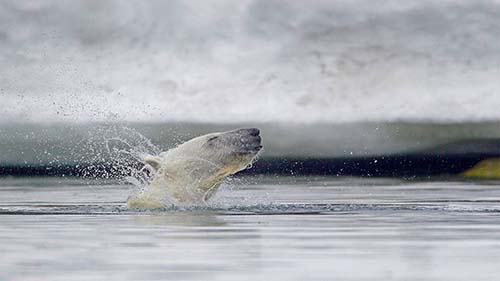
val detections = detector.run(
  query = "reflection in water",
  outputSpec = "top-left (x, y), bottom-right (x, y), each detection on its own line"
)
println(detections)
top-left (2, 177), bottom-right (500, 281)
top-left (134, 213), bottom-right (227, 227)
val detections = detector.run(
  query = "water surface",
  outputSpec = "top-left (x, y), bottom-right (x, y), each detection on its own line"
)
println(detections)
top-left (1, 176), bottom-right (500, 281)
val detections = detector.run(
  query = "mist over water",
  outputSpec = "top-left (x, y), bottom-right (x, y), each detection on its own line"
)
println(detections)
top-left (1, 0), bottom-right (500, 123)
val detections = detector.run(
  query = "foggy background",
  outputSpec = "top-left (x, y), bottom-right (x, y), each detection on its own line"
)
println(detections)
top-left (1, 0), bottom-right (500, 124)
top-left (1, 0), bottom-right (500, 173)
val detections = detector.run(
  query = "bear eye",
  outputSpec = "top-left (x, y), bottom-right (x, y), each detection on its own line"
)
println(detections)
top-left (207, 136), bottom-right (218, 142)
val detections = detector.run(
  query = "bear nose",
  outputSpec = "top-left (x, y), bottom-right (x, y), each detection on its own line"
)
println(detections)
top-left (246, 128), bottom-right (260, 136)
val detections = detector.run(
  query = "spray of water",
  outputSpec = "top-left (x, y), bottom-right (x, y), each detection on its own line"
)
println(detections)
top-left (74, 125), bottom-right (266, 208)
top-left (78, 125), bottom-right (160, 183)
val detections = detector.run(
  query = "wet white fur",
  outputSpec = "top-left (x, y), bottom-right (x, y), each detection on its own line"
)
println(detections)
top-left (127, 132), bottom-right (258, 209)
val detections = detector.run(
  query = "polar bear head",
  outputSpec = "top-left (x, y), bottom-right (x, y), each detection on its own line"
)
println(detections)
top-left (127, 128), bottom-right (262, 208)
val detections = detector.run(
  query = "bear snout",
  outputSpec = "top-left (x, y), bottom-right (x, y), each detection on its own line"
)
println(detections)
top-left (227, 128), bottom-right (262, 153)
top-left (246, 128), bottom-right (260, 136)
top-left (243, 135), bottom-right (262, 152)
top-left (233, 128), bottom-right (260, 136)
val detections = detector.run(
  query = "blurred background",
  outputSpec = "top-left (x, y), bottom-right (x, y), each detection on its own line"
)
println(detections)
top-left (1, 0), bottom-right (500, 177)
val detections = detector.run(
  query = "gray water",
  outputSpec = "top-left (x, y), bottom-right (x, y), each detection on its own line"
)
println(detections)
top-left (1, 176), bottom-right (500, 281)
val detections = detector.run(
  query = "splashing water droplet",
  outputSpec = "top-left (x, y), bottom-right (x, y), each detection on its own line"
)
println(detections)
top-left (77, 125), bottom-right (161, 186)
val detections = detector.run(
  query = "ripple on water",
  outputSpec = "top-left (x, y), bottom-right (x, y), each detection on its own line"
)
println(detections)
top-left (1, 202), bottom-right (500, 216)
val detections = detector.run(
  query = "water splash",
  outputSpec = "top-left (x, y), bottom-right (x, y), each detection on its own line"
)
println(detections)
top-left (23, 124), bottom-right (265, 208)
top-left (3, 202), bottom-right (500, 215)
top-left (78, 125), bottom-right (161, 182)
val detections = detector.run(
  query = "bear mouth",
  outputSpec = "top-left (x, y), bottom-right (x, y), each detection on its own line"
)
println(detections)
top-left (241, 137), bottom-right (262, 153)
top-left (245, 144), bottom-right (263, 153)
top-left (243, 145), bottom-right (262, 155)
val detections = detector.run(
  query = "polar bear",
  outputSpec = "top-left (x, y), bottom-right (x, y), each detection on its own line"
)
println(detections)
top-left (127, 128), bottom-right (262, 209)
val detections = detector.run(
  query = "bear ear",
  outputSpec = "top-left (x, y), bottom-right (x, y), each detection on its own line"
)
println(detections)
top-left (143, 155), bottom-right (162, 171)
